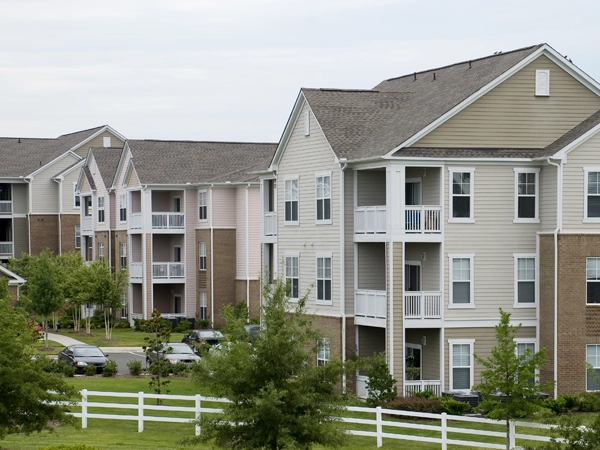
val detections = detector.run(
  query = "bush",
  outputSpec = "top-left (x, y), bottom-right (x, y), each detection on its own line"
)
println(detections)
top-left (365, 353), bottom-right (397, 406)
top-left (36, 355), bottom-right (63, 374)
top-left (102, 360), bottom-right (118, 377)
top-left (576, 392), bottom-right (600, 412)
top-left (58, 360), bottom-right (75, 377)
top-left (57, 314), bottom-right (74, 329)
top-left (543, 396), bottom-right (569, 415)
top-left (413, 388), bottom-right (438, 399)
top-left (127, 359), bottom-right (143, 376)
top-left (133, 318), bottom-right (148, 331)
top-left (113, 319), bottom-right (130, 329)
top-left (174, 320), bottom-right (192, 333)
top-left (382, 396), bottom-right (443, 414)
top-left (196, 319), bottom-right (209, 329)
top-left (90, 309), bottom-right (106, 329)
top-left (440, 397), bottom-right (471, 415)
top-left (84, 364), bottom-right (97, 376)
top-left (172, 361), bottom-right (191, 376)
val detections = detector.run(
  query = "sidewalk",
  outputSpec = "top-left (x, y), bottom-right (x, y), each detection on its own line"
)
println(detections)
top-left (46, 332), bottom-right (144, 354)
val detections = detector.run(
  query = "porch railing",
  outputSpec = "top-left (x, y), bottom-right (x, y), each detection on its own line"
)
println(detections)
top-left (354, 206), bottom-right (386, 234)
top-left (152, 262), bottom-right (185, 279)
top-left (355, 289), bottom-right (387, 319)
top-left (264, 211), bottom-right (277, 237)
top-left (0, 200), bottom-right (12, 213)
top-left (81, 216), bottom-right (94, 234)
top-left (151, 213), bottom-right (185, 230)
top-left (405, 380), bottom-right (442, 397)
top-left (356, 375), bottom-right (368, 399)
top-left (404, 292), bottom-right (442, 319)
top-left (0, 241), bottom-right (13, 257)
top-left (129, 262), bottom-right (142, 280)
top-left (405, 206), bottom-right (442, 233)
top-left (129, 212), bottom-right (142, 230)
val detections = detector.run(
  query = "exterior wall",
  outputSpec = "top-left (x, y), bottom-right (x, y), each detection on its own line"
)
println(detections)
top-left (185, 188), bottom-right (197, 318)
top-left (112, 231), bottom-right (128, 272)
top-left (213, 188), bottom-right (236, 228)
top-left (415, 55), bottom-right (600, 148)
top-left (236, 186), bottom-right (262, 281)
top-left (60, 214), bottom-right (80, 254)
top-left (405, 243), bottom-right (441, 291)
top-left (234, 279), bottom-right (260, 320)
top-left (61, 168), bottom-right (83, 214)
top-left (94, 231), bottom-right (110, 261)
top-left (344, 169), bottom-right (355, 316)
top-left (538, 233), bottom-right (556, 390)
top-left (540, 164), bottom-right (558, 232)
top-left (73, 131), bottom-right (124, 158)
top-left (405, 328), bottom-right (440, 381)
top-left (389, 242), bottom-right (404, 385)
top-left (30, 215), bottom-right (59, 255)
top-left (13, 217), bottom-right (29, 258)
top-left (357, 243), bottom-right (386, 290)
top-left (89, 157), bottom-right (111, 233)
top-left (128, 166), bottom-right (141, 188)
top-left (112, 149), bottom-right (132, 232)
top-left (31, 154), bottom-right (80, 214)
top-left (12, 183), bottom-right (28, 215)
top-left (213, 229), bottom-right (237, 327)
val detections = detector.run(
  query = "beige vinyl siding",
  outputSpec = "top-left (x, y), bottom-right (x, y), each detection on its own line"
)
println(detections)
top-left (213, 188), bottom-right (236, 228)
top-left (13, 217), bottom-right (28, 257)
top-left (113, 150), bottom-right (132, 231)
top-left (89, 157), bottom-right (111, 232)
top-left (127, 166), bottom-right (141, 188)
top-left (540, 164), bottom-right (557, 232)
top-left (405, 243), bottom-right (440, 291)
top-left (415, 55), bottom-right (600, 148)
top-left (31, 154), bottom-right (80, 214)
top-left (357, 243), bottom-right (386, 290)
top-left (62, 170), bottom-right (82, 214)
top-left (444, 164), bottom-right (538, 320)
top-left (344, 169), bottom-right (356, 316)
top-left (73, 132), bottom-right (124, 158)
top-left (357, 326), bottom-right (385, 357)
top-left (356, 170), bottom-right (386, 206)
top-left (12, 183), bottom-right (28, 215)
top-left (131, 235), bottom-right (142, 262)
top-left (248, 187), bottom-right (262, 279)
top-left (277, 102), bottom-right (341, 316)
top-left (184, 188), bottom-right (197, 316)
top-left (390, 242), bottom-right (404, 384)
top-left (80, 176), bottom-right (92, 193)
top-left (562, 133), bottom-right (600, 230)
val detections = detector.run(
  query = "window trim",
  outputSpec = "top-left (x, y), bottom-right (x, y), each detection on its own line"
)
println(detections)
top-left (514, 253), bottom-right (537, 308)
top-left (304, 111), bottom-right (310, 136)
top-left (448, 168), bottom-right (475, 223)
top-left (284, 176), bottom-right (300, 225)
top-left (119, 242), bottom-right (127, 268)
top-left (583, 167), bottom-right (600, 222)
top-left (285, 252), bottom-right (300, 302)
top-left (199, 292), bottom-right (207, 320)
top-left (317, 338), bottom-right (330, 366)
top-left (448, 253), bottom-right (475, 309)
top-left (75, 225), bottom-right (81, 249)
top-left (316, 252), bottom-right (333, 305)
top-left (97, 196), bottom-right (105, 224)
top-left (73, 182), bottom-right (80, 209)
top-left (199, 242), bottom-right (207, 271)
top-left (515, 339), bottom-right (537, 382)
top-left (513, 168), bottom-right (540, 223)
top-left (198, 190), bottom-right (208, 222)
top-left (315, 172), bottom-right (332, 225)
top-left (448, 339), bottom-right (475, 393)
top-left (119, 193), bottom-right (127, 223)
top-left (98, 242), bottom-right (105, 260)
top-left (586, 257), bottom-right (600, 305)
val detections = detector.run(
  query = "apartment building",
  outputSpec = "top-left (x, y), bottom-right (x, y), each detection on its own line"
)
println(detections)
top-left (261, 43), bottom-right (600, 397)
top-left (78, 139), bottom-right (277, 327)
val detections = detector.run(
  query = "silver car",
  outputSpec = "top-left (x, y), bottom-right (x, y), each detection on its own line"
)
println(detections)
top-left (146, 342), bottom-right (200, 367)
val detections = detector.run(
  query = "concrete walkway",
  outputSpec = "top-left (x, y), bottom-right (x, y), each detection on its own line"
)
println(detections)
top-left (46, 332), bottom-right (144, 354)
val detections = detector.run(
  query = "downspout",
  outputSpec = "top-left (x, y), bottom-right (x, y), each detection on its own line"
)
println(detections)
top-left (22, 176), bottom-right (33, 254)
top-left (57, 178), bottom-right (63, 255)
top-left (107, 190), bottom-right (113, 270)
top-left (210, 185), bottom-right (215, 328)
top-left (339, 158), bottom-right (347, 394)
top-left (246, 184), bottom-right (250, 315)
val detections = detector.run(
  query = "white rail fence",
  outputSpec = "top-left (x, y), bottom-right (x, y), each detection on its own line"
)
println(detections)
top-left (67, 390), bottom-right (559, 448)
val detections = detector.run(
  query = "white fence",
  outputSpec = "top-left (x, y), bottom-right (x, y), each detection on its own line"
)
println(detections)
top-left (68, 390), bottom-right (559, 448)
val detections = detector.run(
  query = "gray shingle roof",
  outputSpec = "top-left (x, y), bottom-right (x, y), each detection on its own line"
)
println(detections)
top-left (89, 147), bottom-right (124, 189)
top-left (83, 166), bottom-right (97, 191)
top-left (542, 108), bottom-right (600, 156)
top-left (127, 140), bottom-right (278, 184)
top-left (392, 147), bottom-right (546, 159)
top-left (303, 45), bottom-right (543, 160)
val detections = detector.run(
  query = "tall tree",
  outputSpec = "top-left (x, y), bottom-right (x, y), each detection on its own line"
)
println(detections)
top-left (0, 278), bottom-right (76, 438)
top-left (190, 278), bottom-right (347, 450)
top-left (56, 252), bottom-right (86, 332)
top-left (474, 309), bottom-right (554, 450)
top-left (143, 309), bottom-right (172, 402)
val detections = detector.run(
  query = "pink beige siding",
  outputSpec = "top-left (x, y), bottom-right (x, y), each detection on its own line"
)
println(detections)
top-left (212, 188), bottom-right (236, 228)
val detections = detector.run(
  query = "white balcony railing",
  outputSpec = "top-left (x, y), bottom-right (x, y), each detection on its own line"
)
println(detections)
top-left (355, 289), bottom-right (387, 320)
top-left (129, 212), bottom-right (142, 230)
top-left (405, 380), bottom-right (442, 397)
top-left (354, 206), bottom-right (386, 234)
top-left (356, 375), bottom-right (369, 399)
top-left (264, 211), bottom-right (277, 237)
top-left (405, 206), bottom-right (442, 233)
top-left (404, 292), bottom-right (442, 319)
top-left (0, 241), bottom-right (13, 257)
top-left (81, 216), bottom-right (94, 234)
top-left (151, 213), bottom-right (184, 230)
top-left (129, 262), bottom-right (142, 280)
top-left (0, 200), bottom-right (12, 214)
top-left (152, 262), bottom-right (185, 279)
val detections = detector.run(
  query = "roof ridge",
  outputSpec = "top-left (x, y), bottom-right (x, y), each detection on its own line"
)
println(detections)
top-left (129, 139), bottom-right (277, 145)
top-left (57, 125), bottom-right (106, 138)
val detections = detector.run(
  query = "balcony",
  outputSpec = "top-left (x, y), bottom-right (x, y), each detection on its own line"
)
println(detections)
top-left (129, 262), bottom-right (142, 281)
top-left (405, 206), bottom-right (442, 233)
top-left (404, 292), bottom-right (442, 319)
top-left (0, 201), bottom-right (12, 214)
top-left (0, 241), bottom-right (13, 258)
top-left (152, 262), bottom-right (185, 281)
top-left (264, 211), bottom-right (277, 237)
top-left (151, 213), bottom-right (184, 230)
top-left (129, 213), bottom-right (142, 231)
top-left (405, 380), bottom-right (442, 397)
top-left (81, 216), bottom-right (94, 234)
top-left (354, 206), bottom-right (386, 235)
top-left (354, 289), bottom-right (386, 327)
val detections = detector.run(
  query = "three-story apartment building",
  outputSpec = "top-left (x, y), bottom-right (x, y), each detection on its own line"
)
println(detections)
top-left (261, 43), bottom-right (600, 397)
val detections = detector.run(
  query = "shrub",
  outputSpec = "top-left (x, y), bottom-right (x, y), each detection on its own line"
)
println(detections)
top-left (57, 315), bottom-right (74, 329)
top-left (543, 396), bottom-right (569, 415)
top-left (576, 392), bottom-right (600, 412)
top-left (382, 396), bottom-right (443, 414)
top-left (133, 318), bottom-right (148, 331)
top-left (413, 388), bottom-right (438, 399)
top-left (171, 361), bottom-right (191, 376)
top-left (58, 360), bottom-right (75, 377)
top-left (84, 364), bottom-right (97, 377)
top-left (113, 319), bottom-right (130, 329)
top-left (102, 360), bottom-right (118, 377)
top-left (196, 319), bottom-right (209, 329)
top-left (90, 309), bottom-right (106, 329)
top-left (365, 353), bottom-right (397, 406)
top-left (440, 397), bottom-right (471, 415)
top-left (174, 320), bottom-right (192, 333)
top-left (127, 359), bottom-right (143, 376)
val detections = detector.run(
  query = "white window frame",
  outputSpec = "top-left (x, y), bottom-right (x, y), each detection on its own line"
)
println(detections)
top-left (73, 182), bottom-right (80, 209)
top-left (448, 168), bottom-right (475, 223)
top-left (119, 193), bottom-right (127, 223)
top-left (199, 292), bottom-right (207, 320)
top-left (199, 242), bottom-right (207, 271)
top-left (98, 242), bottom-right (105, 260)
top-left (586, 257), bottom-right (600, 305)
top-left (103, 136), bottom-right (111, 147)
top-left (317, 338), bottom-right (330, 366)
top-left (535, 70), bottom-right (550, 96)
top-left (284, 176), bottom-right (299, 225)
top-left (583, 168), bottom-right (600, 222)
top-left (513, 168), bottom-right (539, 223)
top-left (514, 254), bottom-right (537, 307)
top-left (449, 339), bottom-right (475, 393)
top-left (97, 196), bottom-right (105, 223)
top-left (448, 254), bottom-right (475, 308)
top-left (316, 252), bottom-right (332, 305)
top-left (120, 242), bottom-right (127, 268)
top-left (515, 339), bottom-right (537, 382)
top-left (75, 225), bottom-right (81, 249)
top-left (304, 111), bottom-right (310, 136)
top-left (315, 172), bottom-right (332, 225)
top-left (587, 344), bottom-right (600, 391)
top-left (285, 253), bottom-right (299, 301)
top-left (198, 190), bottom-right (208, 222)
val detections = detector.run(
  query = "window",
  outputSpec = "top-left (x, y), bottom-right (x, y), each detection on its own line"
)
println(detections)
top-left (516, 340), bottom-right (536, 384)
top-left (120, 242), bottom-right (127, 268)
top-left (316, 174), bottom-right (331, 223)
top-left (97, 196), bottom-right (105, 223)
top-left (199, 292), bottom-right (207, 320)
top-left (73, 182), bottom-right (80, 208)
top-left (120, 292), bottom-right (127, 319)
top-left (585, 169), bottom-right (600, 220)
top-left (75, 226), bottom-right (81, 249)
top-left (449, 255), bottom-right (474, 307)
top-left (317, 338), bottom-right (330, 366)
top-left (304, 111), bottom-right (310, 136)
top-left (514, 169), bottom-right (539, 221)
top-left (449, 168), bottom-right (474, 222)
top-left (515, 255), bottom-right (536, 305)
top-left (284, 178), bottom-right (299, 224)
top-left (119, 194), bottom-right (127, 222)
top-left (587, 345), bottom-right (600, 391)
top-left (449, 340), bottom-right (474, 392)
top-left (174, 295), bottom-right (182, 314)
top-left (316, 255), bottom-right (332, 303)
top-left (199, 242), bottom-right (206, 270)
top-left (285, 255), bottom-right (299, 300)
top-left (198, 190), bottom-right (207, 221)
top-left (535, 70), bottom-right (550, 96)
top-left (587, 257), bottom-right (600, 304)
top-left (98, 242), bottom-right (105, 260)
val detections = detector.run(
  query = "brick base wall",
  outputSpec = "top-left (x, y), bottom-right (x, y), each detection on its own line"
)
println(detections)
top-left (30, 214), bottom-right (59, 255)
top-left (60, 214), bottom-right (80, 254)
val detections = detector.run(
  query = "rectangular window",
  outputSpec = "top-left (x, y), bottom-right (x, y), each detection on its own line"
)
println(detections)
top-left (316, 256), bottom-right (332, 303)
top-left (449, 168), bottom-right (474, 221)
top-left (285, 255), bottom-right (299, 300)
top-left (516, 340), bottom-right (536, 384)
top-left (199, 292), bottom-right (207, 320)
top-left (75, 225), bottom-right (81, 249)
top-left (284, 178), bottom-right (299, 224)
top-left (121, 292), bottom-right (127, 319)
top-left (198, 190), bottom-right (207, 221)
top-left (97, 196), bottom-right (105, 223)
top-left (450, 255), bottom-right (474, 306)
top-left (586, 169), bottom-right (600, 220)
top-left (450, 341), bottom-right (474, 392)
top-left (120, 242), bottom-right (127, 268)
top-left (316, 174), bottom-right (331, 223)
top-left (73, 182), bottom-right (80, 208)
top-left (317, 338), bottom-right (330, 366)
top-left (119, 194), bottom-right (127, 222)
top-left (587, 344), bottom-right (600, 391)
top-left (304, 111), bottom-right (310, 136)
top-left (98, 242), bottom-right (105, 260)
top-left (515, 169), bottom-right (539, 221)
top-left (103, 136), bottom-right (111, 147)
top-left (199, 242), bottom-right (206, 270)
top-left (515, 255), bottom-right (536, 305)
top-left (587, 258), bottom-right (600, 304)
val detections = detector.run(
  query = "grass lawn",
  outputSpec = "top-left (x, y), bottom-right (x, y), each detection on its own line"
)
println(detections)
top-left (49, 328), bottom-right (186, 347)
top-left (33, 340), bottom-right (62, 355)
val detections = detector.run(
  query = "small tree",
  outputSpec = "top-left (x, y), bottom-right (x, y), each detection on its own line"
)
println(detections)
top-left (143, 309), bottom-right (172, 402)
top-left (56, 252), bottom-right (86, 332)
top-left (474, 309), bottom-right (554, 450)
top-left (365, 352), bottom-right (397, 406)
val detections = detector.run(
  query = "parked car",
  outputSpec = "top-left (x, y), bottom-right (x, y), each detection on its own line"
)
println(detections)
top-left (146, 342), bottom-right (201, 367)
top-left (58, 345), bottom-right (109, 374)
top-left (182, 329), bottom-right (225, 349)
top-left (244, 323), bottom-right (260, 342)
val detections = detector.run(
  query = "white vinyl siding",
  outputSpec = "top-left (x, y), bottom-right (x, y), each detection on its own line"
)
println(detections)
top-left (449, 168), bottom-right (474, 222)
top-left (514, 254), bottom-right (536, 306)
top-left (514, 168), bottom-right (539, 222)
top-left (449, 340), bottom-right (474, 393)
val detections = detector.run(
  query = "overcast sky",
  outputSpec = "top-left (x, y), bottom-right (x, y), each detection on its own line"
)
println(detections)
top-left (1, 0), bottom-right (598, 143)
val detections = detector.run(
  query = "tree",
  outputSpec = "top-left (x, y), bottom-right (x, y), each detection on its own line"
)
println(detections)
top-left (474, 309), bottom-right (554, 450)
top-left (56, 252), bottom-right (86, 332)
top-left (189, 278), bottom-right (347, 450)
top-left (0, 278), bottom-right (76, 438)
top-left (143, 309), bottom-right (172, 402)
top-left (365, 352), bottom-right (397, 406)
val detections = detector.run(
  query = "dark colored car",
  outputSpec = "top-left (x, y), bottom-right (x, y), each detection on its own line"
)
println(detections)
top-left (146, 342), bottom-right (201, 367)
top-left (182, 329), bottom-right (225, 348)
top-left (244, 324), bottom-right (260, 342)
top-left (58, 345), bottom-right (109, 374)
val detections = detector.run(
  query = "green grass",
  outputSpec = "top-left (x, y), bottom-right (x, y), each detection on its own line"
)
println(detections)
top-left (33, 340), bottom-right (62, 355)
top-left (49, 328), bottom-right (186, 347)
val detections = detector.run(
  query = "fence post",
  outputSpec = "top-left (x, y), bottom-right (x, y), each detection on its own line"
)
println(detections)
top-left (195, 395), bottom-right (201, 436)
top-left (138, 391), bottom-right (144, 432)
top-left (441, 412), bottom-right (447, 450)
top-left (81, 389), bottom-right (88, 429)
top-left (509, 420), bottom-right (516, 449)
top-left (376, 406), bottom-right (382, 448)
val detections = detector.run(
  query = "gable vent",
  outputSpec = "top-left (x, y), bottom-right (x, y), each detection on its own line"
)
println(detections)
top-left (535, 70), bottom-right (550, 96)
